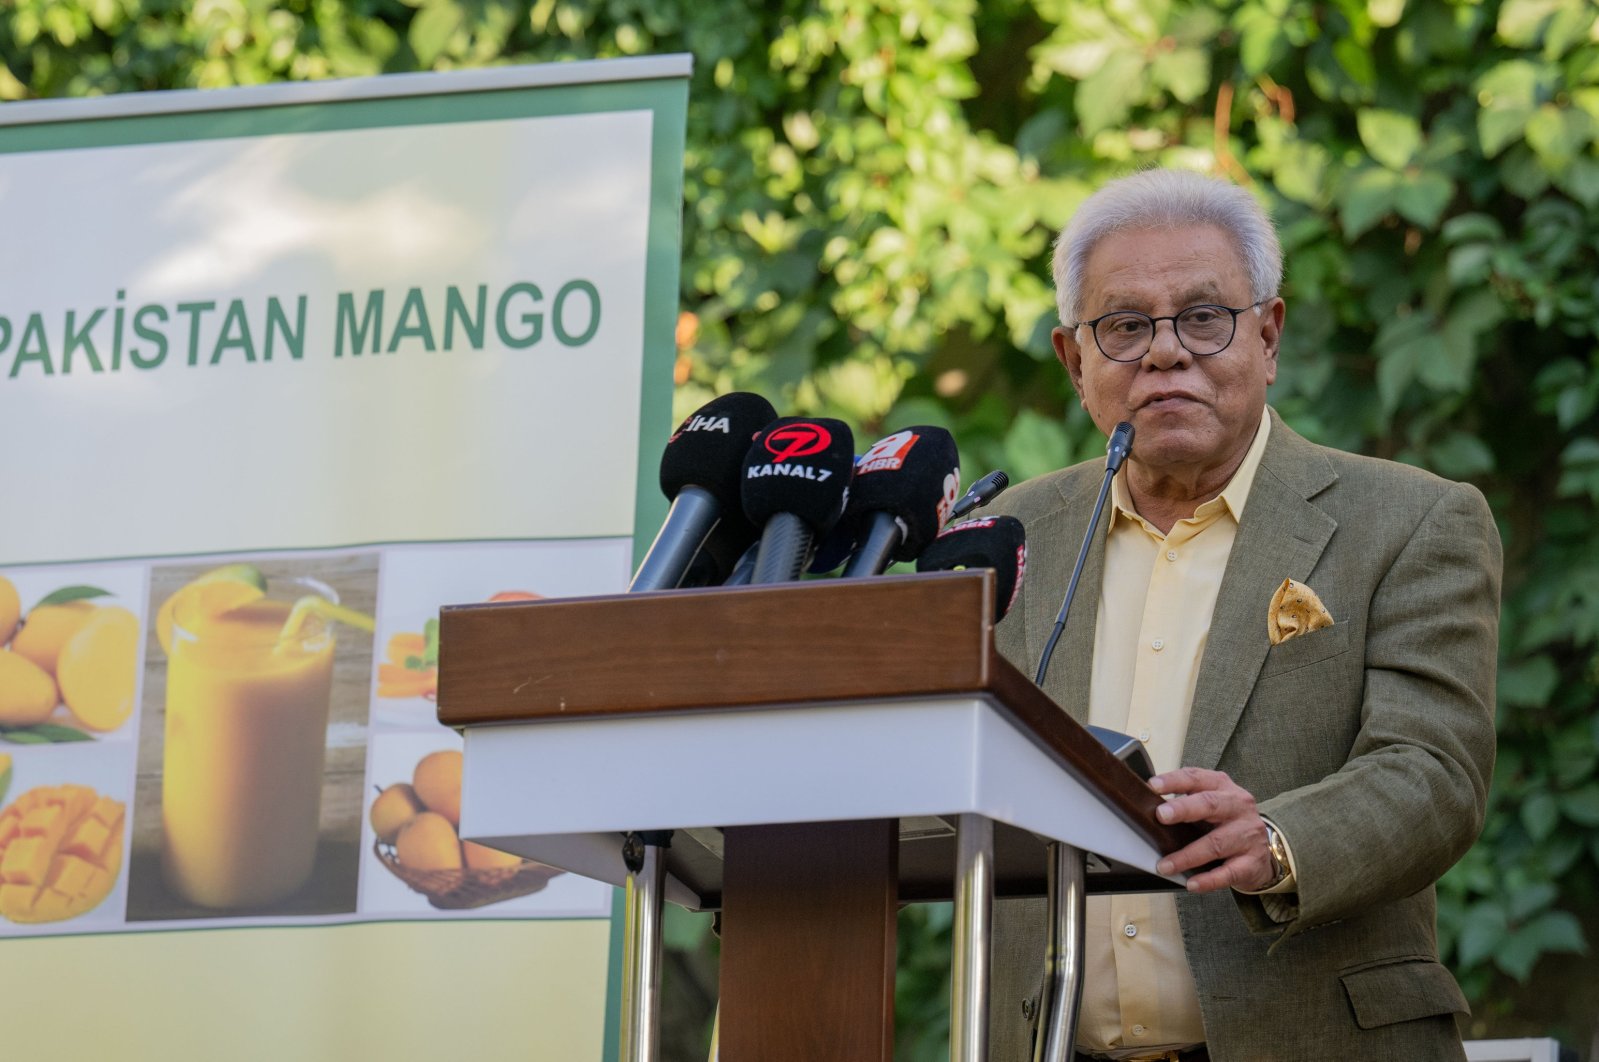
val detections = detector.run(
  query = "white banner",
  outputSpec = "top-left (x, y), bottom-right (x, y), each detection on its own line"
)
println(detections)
top-left (0, 58), bottom-right (689, 1061)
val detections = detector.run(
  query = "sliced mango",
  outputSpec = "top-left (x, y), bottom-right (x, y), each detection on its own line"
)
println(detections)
top-left (0, 784), bottom-right (125, 924)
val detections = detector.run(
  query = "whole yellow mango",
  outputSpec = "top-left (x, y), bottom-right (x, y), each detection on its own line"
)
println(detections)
top-left (412, 749), bottom-right (463, 827)
top-left (395, 811), bottom-right (463, 871)
top-left (12, 602), bottom-right (95, 677)
top-left (0, 651), bottom-right (59, 726)
top-left (369, 783), bottom-right (425, 844)
top-left (0, 576), bottom-right (19, 646)
top-left (57, 607), bottom-right (140, 733)
top-left (464, 841), bottom-right (523, 870)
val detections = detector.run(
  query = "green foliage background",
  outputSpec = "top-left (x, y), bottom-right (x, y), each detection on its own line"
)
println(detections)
top-left (7, 0), bottom-right (1598, 1054)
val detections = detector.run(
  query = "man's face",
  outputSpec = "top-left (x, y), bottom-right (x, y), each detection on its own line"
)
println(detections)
top-left (1052, 224), bottom-right (1283, 483)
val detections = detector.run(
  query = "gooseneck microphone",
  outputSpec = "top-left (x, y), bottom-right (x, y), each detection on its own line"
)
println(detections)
top-left (840, 426), bottom-right (961, 578)
top-left (741, 417), bottom-right (856, 583)
top-left (915, 515), bottom-right (1028, 623)
top-left (629, 392), bottom-right (778, 591)
top-left (1034, 421), bottom-right (1134, 686)
top-left (948, 469), bottom-right (1010, 522)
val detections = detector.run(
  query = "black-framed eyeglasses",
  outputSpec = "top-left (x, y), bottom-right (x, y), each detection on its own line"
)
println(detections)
top-left (1075, 300), bottom-right (1268, 362)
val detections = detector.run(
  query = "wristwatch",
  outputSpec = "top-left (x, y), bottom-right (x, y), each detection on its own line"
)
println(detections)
top-left (1262, 821), bottom-right (1291, 889)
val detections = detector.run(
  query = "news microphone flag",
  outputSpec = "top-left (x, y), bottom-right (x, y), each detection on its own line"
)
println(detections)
top-left (840, 426), bottom-right (961, 577)
top-left (741, 417), bottom-right (856, 583)
top-left (630, 391), bottom-right (778, 591)
top-left (915, 515), bottom-right (1027, 623)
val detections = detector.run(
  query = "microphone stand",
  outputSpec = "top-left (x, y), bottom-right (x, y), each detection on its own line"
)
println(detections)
top-left (1029, 421), bottom-right (1132, 1062)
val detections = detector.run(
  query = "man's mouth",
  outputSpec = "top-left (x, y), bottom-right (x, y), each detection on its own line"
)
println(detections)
top-left (1138, 392), bottom-right (1200, 410)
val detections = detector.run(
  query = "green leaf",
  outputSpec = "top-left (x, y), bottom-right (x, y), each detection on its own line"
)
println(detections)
top-left (1150, 47), bottom-right (1209, 104)
top-left (1340, 168), bottom-right (1399, 239)
top-left (33, 585), bottom-right (112, 608)
top-left (1002, 410), bottom-right (1070, 483)
top-left (1561, 783), bottom-right (1599, 827)
top-left (1474, 60), bottom-right (1543, 156)
top-left (423, 617), bottom-right (440, 668)
top-left (1456, 902), bottom-right (1508, 967)
top-left (22, 724), bottom-right (94, 743)
top-left (1075, 51), bottom-right (1146, 136)
top-left (1368, 0), bottom-right (1405, 28)
top-left (1426, 432), bottom-right (1495, 478)
top-left (1521, 791), bottom-right (1559, 841)
top-left (1525, 104), bottom-right (1594, 174)
top-left (1507, 880), bottom-right (1557, 921)
top-left (0, 731), bottom-right (51, 745)
top-left (1499, 655), bottom-right (1559, 707)
top-left (1358, 109), bottom-right (1423, 170)
top-left (1273, 141), bottom-right (1331, 207)
top-left (1496, 0), bottom-right (1566, 48)
top-left (1442, 213), bottom-right (1505, 244)
top-left (1495, 910), bottom-right (1585, 982)
top-left (1554, 156), bottom-right (1599, 208)
top-left (1394, 171), bottom-right (1453, 229)
top-left (408, 1), bottom-right (461, 67)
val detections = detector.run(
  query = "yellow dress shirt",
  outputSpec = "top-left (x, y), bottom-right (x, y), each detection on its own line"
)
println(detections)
top-left (1076, 409), bottom-right (1273, 1058)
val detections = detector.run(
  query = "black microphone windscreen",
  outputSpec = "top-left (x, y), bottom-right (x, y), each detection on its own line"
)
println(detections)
top-left (660, 392), bottom-right (779, 509)
top-left (741, 417), bottom-right (856, 534)
top-left (843, 426), bottom-right (961, 561)
top-left (915, 515), bottom-right (1027, 622)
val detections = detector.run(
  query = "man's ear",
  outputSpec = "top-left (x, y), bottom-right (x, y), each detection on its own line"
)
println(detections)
top-left (1258, 298), bottom-right (1285, 386)
top-left (1053, 326), bottom-right (1086, 397)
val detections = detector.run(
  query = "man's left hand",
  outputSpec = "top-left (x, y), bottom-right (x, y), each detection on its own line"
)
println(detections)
top-left (1149, 767), bottom-right (1278, 893)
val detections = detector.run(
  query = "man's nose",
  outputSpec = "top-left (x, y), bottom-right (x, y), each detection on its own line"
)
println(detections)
top-left (1143, 318), bottom-right (1192, 370)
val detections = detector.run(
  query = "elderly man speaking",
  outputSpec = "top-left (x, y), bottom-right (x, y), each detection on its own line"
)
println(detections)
top-left (987, 169), bottom-right (1501, 1061)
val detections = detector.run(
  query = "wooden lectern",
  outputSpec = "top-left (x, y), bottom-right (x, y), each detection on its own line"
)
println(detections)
top-left (437, 571), bottom-right (1199, 1062)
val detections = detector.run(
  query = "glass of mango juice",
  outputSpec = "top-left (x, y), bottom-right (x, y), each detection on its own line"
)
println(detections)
top-left (161, 577), bottom-right (338, 910)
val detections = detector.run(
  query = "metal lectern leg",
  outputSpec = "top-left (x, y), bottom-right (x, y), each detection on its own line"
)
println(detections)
top-left (1033, 842), bottom-right (1086, 1062)
top-left (950, 814), bottom-right (994, 1062)
top-left (620, 831), bottom-right (669, 1062)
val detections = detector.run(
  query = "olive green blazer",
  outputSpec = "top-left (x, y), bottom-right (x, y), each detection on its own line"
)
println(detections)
top-left (985, 409), bottom-right (1501, 1062)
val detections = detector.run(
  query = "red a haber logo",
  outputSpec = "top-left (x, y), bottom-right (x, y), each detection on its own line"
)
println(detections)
top-left (763, 423), bottom-right (832, 463)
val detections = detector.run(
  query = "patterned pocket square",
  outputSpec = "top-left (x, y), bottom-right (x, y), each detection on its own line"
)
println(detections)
top-left (1268, 578), bottom-right (1334, 645)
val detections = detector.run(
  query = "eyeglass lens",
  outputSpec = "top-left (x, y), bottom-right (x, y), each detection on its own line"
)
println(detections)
top-left (1095, 305), bottom-right (1237, 361)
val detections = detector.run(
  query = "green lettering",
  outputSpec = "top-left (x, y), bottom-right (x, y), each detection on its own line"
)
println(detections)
top-left (112, 290), bottom-right (126, 371)
top-left (176, 301), bottom-right (215, 366)
top-left (131, 304), bottom-right (169, 369)
top-left (266, 296), bottom-right (306, 361)
top-left (496, 283), bottom-right (543, 350)
top-left (335, 291), bottom-right (384, 358)
top-left (211, 299), bottom-right (256, 364)
top-left (444, 285), bottom-right (486, 350)
top-left (63, 308), bottom-right (106, 374)
top-left (9, 313), bottom-right (53, 378)
top-left (553, 280), bottom-right (601, 346)
top-left (0, 316), bottom-right (11, 358)
top-left (387, 288), bottom-right (436, 353)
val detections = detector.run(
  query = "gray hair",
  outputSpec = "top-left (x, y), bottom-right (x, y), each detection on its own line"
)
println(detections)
top-left (1052, 169), bottom-right (1283, 325)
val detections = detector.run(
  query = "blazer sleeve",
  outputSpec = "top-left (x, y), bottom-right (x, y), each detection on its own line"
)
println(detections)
top-left (1237, 480), bottom-right (1501, 937)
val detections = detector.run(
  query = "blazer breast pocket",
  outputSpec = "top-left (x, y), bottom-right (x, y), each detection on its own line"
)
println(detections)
top-left (1257, 622), bottom-right (1354, 681)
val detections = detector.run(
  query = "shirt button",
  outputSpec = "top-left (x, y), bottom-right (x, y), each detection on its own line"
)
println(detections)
top-left (1151, 638), bottom-right (1165, 651)
top-left (1123, 923), bottom-right (1137, 938)
top-left (1131, 1024), bottom-right (1147, 1037)
top-left (1166, 550), bottom-right (1177, 561)
top-left (1138, 730), bottom-right (1151, 743)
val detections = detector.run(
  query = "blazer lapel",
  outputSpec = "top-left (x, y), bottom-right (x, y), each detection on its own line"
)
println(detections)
top-left (1026, 468), bottom-right (1110, 724)
top-left (1182, 415), bottom-right (1339, 771)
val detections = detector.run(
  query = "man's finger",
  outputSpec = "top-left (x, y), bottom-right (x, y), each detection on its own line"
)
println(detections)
top-left (1156, 819), bottom-right (1263, 875)
top-left (1155, 788), bottom-right (1253, 826)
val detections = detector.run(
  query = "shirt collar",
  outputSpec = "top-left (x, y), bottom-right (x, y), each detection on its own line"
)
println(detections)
top-left (1110, 406), bottom-right (1273, 526)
